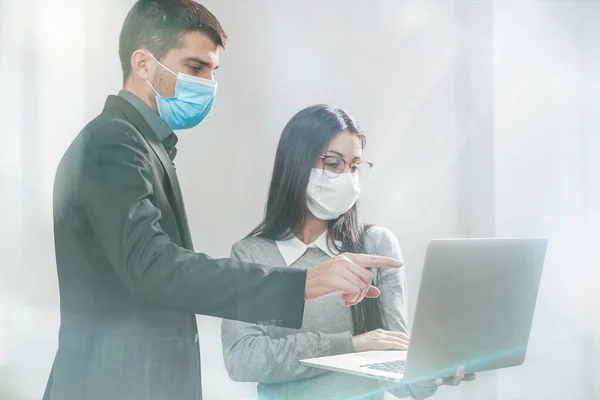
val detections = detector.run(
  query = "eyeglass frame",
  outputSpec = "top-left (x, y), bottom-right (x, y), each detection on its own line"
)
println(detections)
top-left (318, 155), bottom-right (374, 179)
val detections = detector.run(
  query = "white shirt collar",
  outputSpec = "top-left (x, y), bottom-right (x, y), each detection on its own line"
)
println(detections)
top-left (276, 230), bottom-right (342, 266)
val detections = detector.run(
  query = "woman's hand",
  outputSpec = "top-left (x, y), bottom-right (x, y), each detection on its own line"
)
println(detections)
top-left (431, 366), bottom-right (476, 387)
top-left (407, 366), bottom-right (477, 399)
top-left (352, 329), bottom-right (409, 352)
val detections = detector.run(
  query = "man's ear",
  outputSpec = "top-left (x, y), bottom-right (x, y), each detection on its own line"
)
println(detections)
top-left (131, 49), bottom-right (153, 81)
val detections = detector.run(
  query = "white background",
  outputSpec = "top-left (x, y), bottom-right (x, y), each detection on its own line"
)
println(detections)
top-left (0, 1), bottom-right (598, 399)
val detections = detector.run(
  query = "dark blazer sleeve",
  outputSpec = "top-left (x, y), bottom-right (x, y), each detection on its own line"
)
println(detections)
top-left (79, 120), bottom-right (306, 328)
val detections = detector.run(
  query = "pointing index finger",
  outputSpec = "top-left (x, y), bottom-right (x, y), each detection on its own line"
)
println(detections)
top-left (344, 253), bottom-right (403, 268)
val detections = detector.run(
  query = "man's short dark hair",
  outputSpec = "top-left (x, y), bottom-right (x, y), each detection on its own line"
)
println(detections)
top-left (119, 0), bottom-right (227, 84)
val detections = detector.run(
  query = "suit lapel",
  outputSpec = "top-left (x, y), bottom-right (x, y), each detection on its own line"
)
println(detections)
top-left (104, 95), bottom-right (194, 249)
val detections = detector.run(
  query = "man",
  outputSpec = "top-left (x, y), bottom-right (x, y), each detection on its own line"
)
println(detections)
top-left (43, 1), bottom-right (404, 399)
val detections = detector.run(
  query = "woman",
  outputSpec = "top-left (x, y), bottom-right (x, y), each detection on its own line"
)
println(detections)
top-left (221, 105), bottom-right (471, 400)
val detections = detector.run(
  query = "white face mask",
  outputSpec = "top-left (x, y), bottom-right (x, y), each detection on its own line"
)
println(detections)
top-left (306, 168), bottom-right (361, 220)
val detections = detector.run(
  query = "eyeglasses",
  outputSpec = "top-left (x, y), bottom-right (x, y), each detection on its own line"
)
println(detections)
top-left (319, 155), bottom-right (374, 181)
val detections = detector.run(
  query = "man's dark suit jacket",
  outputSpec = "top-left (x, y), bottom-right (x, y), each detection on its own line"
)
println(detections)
top-left (43, 93), bottom-right (306, 400)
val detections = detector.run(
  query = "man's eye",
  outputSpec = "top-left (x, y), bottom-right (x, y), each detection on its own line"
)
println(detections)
top-left (190, 66), bottom-right (203, 73)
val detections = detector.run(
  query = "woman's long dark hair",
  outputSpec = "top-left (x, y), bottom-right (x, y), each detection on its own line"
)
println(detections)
top-left (248, 104), bottom-right (387, 334)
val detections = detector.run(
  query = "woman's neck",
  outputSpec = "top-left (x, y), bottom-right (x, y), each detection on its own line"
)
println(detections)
top-left (296, 212), bottom-right (327, 245)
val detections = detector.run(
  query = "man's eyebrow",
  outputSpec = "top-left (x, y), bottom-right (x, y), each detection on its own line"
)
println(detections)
top-left (183, 56), bottom-right (216, 68)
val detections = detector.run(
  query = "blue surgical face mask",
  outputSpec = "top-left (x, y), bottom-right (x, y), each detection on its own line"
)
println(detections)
top-left (146, 53), bottom-right (217, 130)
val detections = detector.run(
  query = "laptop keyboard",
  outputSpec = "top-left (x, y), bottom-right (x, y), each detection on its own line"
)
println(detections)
top-left (360, 359), bottom-right (406, 374)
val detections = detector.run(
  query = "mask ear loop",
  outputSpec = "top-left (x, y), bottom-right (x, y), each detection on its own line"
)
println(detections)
top-left (147, 52), bottom-right (177, 76)
top-left (145, 79), bottom-right (160, 96)
top-left (145, 52), bottom-right (177, 96)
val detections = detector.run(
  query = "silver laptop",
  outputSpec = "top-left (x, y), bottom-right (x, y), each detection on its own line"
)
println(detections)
top-left (300, 238), bottom-right (547, 383)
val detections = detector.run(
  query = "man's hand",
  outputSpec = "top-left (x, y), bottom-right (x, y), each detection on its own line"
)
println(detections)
top-left (304, 253), bottom-right (403, 305)
top-left (352, 329), bottom-right (409, 352)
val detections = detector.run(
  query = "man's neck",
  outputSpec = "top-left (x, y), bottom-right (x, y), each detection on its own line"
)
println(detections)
top-left (123, 83), bottom-right (158, 113)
